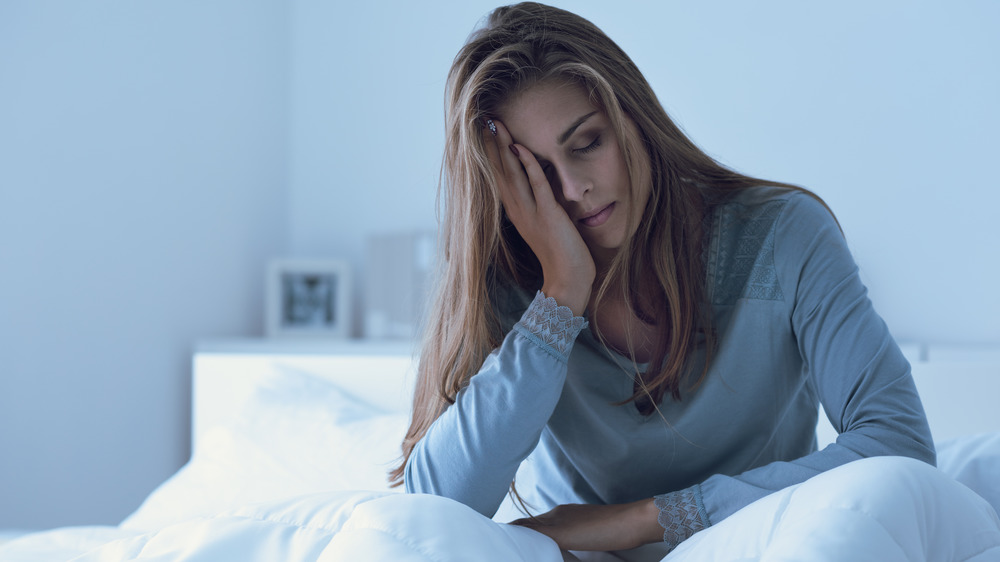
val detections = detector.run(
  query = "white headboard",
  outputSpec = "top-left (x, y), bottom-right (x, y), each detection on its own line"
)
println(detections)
top-left (817, 343), bottom-right (1000, 447)
top-left (192, 339), bottom-right (999, 454)
top-left (191, 339), bottom-right (418, 452)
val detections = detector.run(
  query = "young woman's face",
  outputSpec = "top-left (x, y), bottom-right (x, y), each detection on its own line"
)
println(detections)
top-left (498, 81), bottom-right (649, 264)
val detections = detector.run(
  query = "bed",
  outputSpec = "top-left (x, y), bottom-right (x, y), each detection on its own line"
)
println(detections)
top-left (2, 340), bottom-right (998, 561)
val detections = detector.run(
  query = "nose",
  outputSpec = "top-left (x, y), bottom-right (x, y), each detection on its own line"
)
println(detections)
top-left (552, 166), bottom-right (590, 203)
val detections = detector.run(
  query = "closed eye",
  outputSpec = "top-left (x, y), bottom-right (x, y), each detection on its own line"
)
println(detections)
top-left (574, 135), bottom-right (602, 155)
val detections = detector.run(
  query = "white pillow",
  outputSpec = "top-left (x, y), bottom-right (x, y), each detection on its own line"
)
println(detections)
top-left (121, 365), bottom-right (409, 532)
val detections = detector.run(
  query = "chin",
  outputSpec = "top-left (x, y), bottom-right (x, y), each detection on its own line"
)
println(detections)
top-left (591, 233), bottom-right (626, 252)
top-left (584, 240), bottom-right (624, 265)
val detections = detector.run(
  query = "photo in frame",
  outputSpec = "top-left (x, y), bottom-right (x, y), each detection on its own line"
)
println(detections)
top-left (266, 259), bottom-right (351, 338)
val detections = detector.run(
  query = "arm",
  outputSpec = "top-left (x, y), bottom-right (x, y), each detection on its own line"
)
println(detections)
top-left (511, 498), bottom-right (663, 551)
top-left (405, 290), bottom-right (587, 517)
top-left (405, 119), bottom-right (594, 517)
top-left (629, 194), bottom-right (937, 547)
top-left (513, 485), bottom-right (705, 551)
top-left (517, 193), bottom-right (936, 551)
top-left (693, 192), bottom-right (935, 524)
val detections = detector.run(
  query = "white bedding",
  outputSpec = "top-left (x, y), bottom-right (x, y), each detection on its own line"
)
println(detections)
top-left (2, 349), bottom-right (999, 561)
top-left (3, 451), bottom-right (998, 561)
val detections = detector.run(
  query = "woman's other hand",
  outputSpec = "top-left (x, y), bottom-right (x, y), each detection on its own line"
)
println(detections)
top-left (483, 119), bottom-right (595, 316)
top-left (510, 499), bottom-right (663, 552)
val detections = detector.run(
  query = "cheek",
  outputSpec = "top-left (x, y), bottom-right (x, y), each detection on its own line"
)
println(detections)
top-left (545, 170), bottom-right (570, 206)
top-left (544, 167), bottom-right (560, 190)
top-left (604, 157), bottom-right (630, 199)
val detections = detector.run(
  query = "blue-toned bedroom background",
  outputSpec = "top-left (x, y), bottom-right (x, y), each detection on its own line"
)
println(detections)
top-left (1, 0), bottom-right (997, 530)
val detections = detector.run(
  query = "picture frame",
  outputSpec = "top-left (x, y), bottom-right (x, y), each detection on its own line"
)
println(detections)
top-left (266, 259), bottom-right (352, 339)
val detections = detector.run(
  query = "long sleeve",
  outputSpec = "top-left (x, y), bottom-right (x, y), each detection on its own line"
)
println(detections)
top-left (473, 190), bottom-right (937, 549)
top-left (404, 291), bottom-right (587, 517)
top-left (694, 192), bottom-right (936, 524)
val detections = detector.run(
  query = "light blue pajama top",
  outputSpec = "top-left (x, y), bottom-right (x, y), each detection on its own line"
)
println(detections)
top-left (404, 186), bottom-right (936, 544)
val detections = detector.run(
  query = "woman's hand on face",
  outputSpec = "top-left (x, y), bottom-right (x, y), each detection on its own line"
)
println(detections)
top-left (483, 119), bottom-right (595, 316)
top-left (509, 499), bottom-right (663, 552)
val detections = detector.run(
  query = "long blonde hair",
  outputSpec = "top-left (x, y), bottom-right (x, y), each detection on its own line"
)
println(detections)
top-left (390, 2), bottom-right (804, 487)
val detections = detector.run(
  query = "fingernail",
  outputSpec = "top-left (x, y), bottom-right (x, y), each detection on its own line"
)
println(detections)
top-left (486, 119), bottom-right (497, 136)
top-left (509, 144), bottom-right (519, 156)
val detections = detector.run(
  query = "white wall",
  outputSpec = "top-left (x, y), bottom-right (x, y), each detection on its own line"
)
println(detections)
top-left (1, 0), bottom-right (997, 530)
top-left (627, 2), bottom-right (1000, 346)
top-left (285, 1), bottom-right (470, 335)
top-left (0, 1), bottom-right (287, 528)
top-left (288, 0), bottom-right (999, 345)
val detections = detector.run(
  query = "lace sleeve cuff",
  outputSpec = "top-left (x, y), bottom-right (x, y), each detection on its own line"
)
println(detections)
top-left (513, 291), bottom-right (588, 359)
top-left (653, 484), bottom-right (710, 550)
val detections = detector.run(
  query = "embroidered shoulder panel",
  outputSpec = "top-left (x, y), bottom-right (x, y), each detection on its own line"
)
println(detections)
top-left (709, 199), bottom-right (786, 305)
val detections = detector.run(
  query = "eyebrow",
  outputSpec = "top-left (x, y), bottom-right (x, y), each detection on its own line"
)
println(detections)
top-left (558, 111), bottom-right (599, 145)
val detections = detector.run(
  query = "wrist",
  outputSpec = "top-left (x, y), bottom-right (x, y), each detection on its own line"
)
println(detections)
top-left (631, 497), bottom-right (665, 546)
top-left (540, 282), bottom-right (590, 317)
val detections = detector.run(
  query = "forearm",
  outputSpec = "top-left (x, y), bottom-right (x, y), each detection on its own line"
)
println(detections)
top-left (405, 291), bottom-right (587, 517)
top-left (680, 192), bottom-right (935, 523)
top-left (404, 332), bottom-right (567, 515)
top-left (698, 414), bottom-right (935, 524)
top-left (634, 498), bottom-right (669, 546)
top-left (510, 497), bottom-right (665, 552)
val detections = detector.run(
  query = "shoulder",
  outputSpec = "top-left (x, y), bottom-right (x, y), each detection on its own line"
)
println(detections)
top-left (712, 185), bottom-right (830, 221)
top-left (711, 185), bottom-right (839, 249)
top-left (706, 186), bottom-right (840, 305)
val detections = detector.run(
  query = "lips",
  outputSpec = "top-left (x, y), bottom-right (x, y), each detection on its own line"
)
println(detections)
top-left (578, 203), bottom-right (615, 228)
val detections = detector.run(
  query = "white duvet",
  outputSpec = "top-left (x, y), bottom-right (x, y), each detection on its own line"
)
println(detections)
top-left (3, 450), bottom-right (999, 561)
top-left (3, 367), bottom-right (999, 561)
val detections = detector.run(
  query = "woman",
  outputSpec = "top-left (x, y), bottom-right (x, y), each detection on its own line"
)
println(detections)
top-left (390, 2), bottom-right (935, 553)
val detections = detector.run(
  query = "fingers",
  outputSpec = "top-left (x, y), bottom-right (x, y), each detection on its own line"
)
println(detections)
top-left (481, 119), bottom-right (503, 168)
top-left (481, 122), bottom-right (506, 196)
top-left (512, 143), bottom-right (558, 207)
top-left (482, 119), bottom-right (530, 223)
top-left (509, 515), bottom-right (544, 526)
top-left (489, 119), bottom-right (523, 185)
top-left (482, 118), bottom-right (556, 210)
